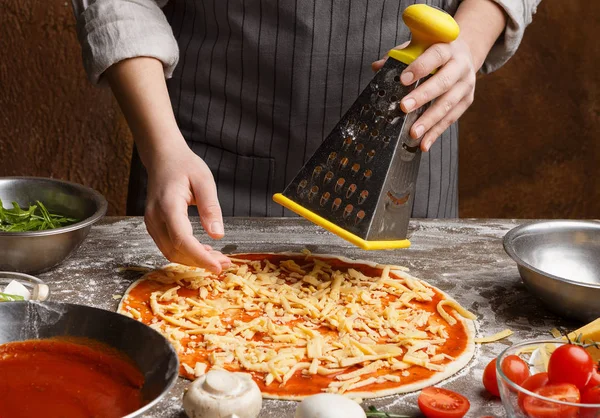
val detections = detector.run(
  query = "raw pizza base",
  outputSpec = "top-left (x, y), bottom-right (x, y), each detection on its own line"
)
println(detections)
top-left (118, 252), bottom-right (476, 400)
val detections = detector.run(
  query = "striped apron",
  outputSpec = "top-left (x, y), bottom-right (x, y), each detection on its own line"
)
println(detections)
top-left (127, 0), bottom-right (460, 218)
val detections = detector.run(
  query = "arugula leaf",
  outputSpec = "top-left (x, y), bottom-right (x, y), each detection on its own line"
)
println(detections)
top-left (365, 406), bottom-right (412, 418)
top-left (0, 200), bottom-right (77, 232)
top-left (0, 293), bottom-right (25, 302)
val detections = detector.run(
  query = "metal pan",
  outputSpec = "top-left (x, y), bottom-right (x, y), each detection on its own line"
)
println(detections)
top-left (0, 301), bottom-right (179, 417)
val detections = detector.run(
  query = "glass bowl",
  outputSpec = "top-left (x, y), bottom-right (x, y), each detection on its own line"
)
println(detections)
top-left (497, 340), bottom-right (600, 418)
top-left (0, 271), bottom-right (50, 301)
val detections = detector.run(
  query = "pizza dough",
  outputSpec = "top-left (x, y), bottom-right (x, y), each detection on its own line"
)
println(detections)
top-left (118, 253), bottom-right (476, 400)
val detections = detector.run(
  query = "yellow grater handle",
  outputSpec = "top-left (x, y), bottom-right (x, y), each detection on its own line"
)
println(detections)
top-left (388, 4), bottom-right (460, 68)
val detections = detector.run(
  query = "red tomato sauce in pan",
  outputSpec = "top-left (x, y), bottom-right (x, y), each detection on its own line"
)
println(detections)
top-left (0, 339), bottom-right (145, 418)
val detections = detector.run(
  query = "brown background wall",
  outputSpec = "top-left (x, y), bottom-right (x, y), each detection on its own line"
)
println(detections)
top-left (0, 1), bottom-right (598, 218)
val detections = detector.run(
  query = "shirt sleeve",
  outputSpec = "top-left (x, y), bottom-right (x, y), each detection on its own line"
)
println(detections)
top-left (71, 0), bottom-right (179, 84)
top-left (480, 0), bottom-right (542, 73)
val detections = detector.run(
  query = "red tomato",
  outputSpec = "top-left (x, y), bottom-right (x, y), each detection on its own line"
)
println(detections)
top-left (483, 355), bottom-right (530, 397)
top-left (548, 344), bottom-right (594, 389)
top-left (482, 359), bottom-right (499, 397)
top-left (521, 383), bottom-right (581, 418)
top-left (579, 385), bottom-right (600, 418)
top-left (586, 365), bottom-right (600, 390)
top-left (417, 387), bottom-right (470, 418)
top-left (518, 372), bottom-right (550, 410)
top-left (501, 354), bottom-right (531, 386)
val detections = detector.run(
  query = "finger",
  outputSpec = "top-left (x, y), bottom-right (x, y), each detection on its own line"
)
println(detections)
top-left (371, 41), bottom-right (410, 72)
top-left (400, 43), bottom-right (452, 86)
top-left (160, 197), bottom-right (224, 273)
top-left (400, 60), bottom-right (463, 113)
top-left (409, 81), bottom-right (472, 140)
top-left (190, 175), bottom-right (225, 240)
top-left (420, 96), bottom-right (473, 152)
top-left (144, 210), bottom-right (172, 260)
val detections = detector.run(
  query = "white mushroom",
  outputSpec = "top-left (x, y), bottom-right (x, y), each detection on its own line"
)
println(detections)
top-left (183, 369), bottom-right (262, 418)
top-left (294, 394), bottom-right (366, 418)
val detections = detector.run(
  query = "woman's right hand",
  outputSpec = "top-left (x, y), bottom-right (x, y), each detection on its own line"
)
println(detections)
top-left (104, 57), bottom-right (230, 273)
top-left (144, 141), bottom-right (231, 273)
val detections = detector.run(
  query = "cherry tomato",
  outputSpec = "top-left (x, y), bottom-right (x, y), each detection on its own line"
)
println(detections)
top-left (521, 383), bottom-right (580, 418)
top-left (518, 372), bottom-right (550, 410)
top-left (548, 344), bottom-right (594, 389)
top-left (579, 385), bottom-right (600, 418)
top-left (502, 354), bottom-right (531, 386)
top-left (482, 355), bottom-right (530, 397)
top-left (586, 365), bottom-right (600, 390)
top-left (482, 359), bottom-right (499, 396)
top-left (417, 387), bottom-right (470, 418)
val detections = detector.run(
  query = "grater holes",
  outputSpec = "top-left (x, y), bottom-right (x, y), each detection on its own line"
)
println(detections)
top-left (312, 166), bottom-right (323, 179)
top-left (394, 75), bottom-right (401, 82)
top-left (361, 104), bottom-right (371, 116)
top-left (374, 109), bottom-right (384, 118)
top-left (378, 89), bottom-right (386, 97)
top-left (390, 95), bottom-right (399, 103)
top-left (342, 137), bottom-right (353, 150)
top-left (338, 157), bottom-right (349, 170)
top-left (346, 117), bottom-right (356, 127)
top-left (351, 163), bottom-right (361, 176)
top-left (366, 149), bottom-right (376, 163)
top-left (332, 198), bottom-right (342, 211)
top-left (308, 186), bottom-right (319, 201)
top-left (327, 152), bottom-right (337, 165)
top-left (343, 204), bottom-right (354, 219)
top-left (346, 184), bottom-right (357, 199)
top-left (297, 179), bottom-right (308, 194)
top-left (358, 190), bottom-right (369, 204)
top-left (335, 178), bottom-right (346, 193)
top-left (359, 122), bottom-right (369, 132)
top-left (355, 210), bottom-right (366, 224)
top-left (324, 171), bottom-right (334, 185)
top-left (362, 169), bottom-right (372, 181)
top-left (369, 130), bottom-right (379, 140)
top-left (381, 136), bottom-right (391, 148)
top-left (355, 143), bottom-right (364, 155)
top-left (320, 192), bottom-right (330, 206)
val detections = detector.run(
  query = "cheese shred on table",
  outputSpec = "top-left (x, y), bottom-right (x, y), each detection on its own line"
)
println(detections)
top-left (122, 256), bottom-right (475, 394)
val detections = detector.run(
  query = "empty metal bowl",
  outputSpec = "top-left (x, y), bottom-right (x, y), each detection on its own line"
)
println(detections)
top-left (0, 301), bottom-right (179, 417)
top-left (0, 177), bottom-right (107, 273)
top-left (503, 220), bottom-right (600, 322)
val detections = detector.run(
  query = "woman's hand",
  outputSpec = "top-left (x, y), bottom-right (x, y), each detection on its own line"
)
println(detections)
top-left (105, 57), bottom-right (230, 273)
top-left (372, 38), bottom-right (476, 152)
top-left (144, 142), bottom-right (231, 273)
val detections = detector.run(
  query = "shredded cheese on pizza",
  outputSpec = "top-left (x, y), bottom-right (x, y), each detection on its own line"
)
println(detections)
top-left (121, 256), bottom-right (475, 395)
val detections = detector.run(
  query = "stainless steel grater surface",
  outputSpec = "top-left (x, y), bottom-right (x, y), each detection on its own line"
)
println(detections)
top-left (278, 57), bottom-right (428, 243)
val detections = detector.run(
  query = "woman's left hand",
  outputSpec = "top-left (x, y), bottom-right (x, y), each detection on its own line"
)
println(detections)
top-left (372, 38), bottom-right (476, 152)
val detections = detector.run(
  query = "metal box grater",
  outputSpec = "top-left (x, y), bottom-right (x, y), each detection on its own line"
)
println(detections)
top-left (274, 4), bottom-right (459, 250)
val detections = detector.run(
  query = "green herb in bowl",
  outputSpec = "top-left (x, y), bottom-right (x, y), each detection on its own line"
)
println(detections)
top-left (0, 199), bottom-right (77, 232)
top-left (0, 293), bottom-right (25, 302)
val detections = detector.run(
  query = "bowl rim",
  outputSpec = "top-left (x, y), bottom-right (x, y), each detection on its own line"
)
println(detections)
top-left (503, 220), bottom-right (600, 290)
top-left (0, 176), bottom-right (108, 237)
top-left (496, 339), bottom-right (600, 408)
top-left (0, 271), bottom-right (50, 300)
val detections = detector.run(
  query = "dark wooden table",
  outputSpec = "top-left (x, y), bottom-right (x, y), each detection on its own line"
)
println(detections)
top-left (38, 217), bottom-right (580, 417)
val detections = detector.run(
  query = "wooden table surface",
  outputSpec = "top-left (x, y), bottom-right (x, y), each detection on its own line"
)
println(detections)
top-left (38, 217), bottom-right (580, 417)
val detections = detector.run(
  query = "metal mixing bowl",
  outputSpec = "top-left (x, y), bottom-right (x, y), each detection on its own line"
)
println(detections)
top-left (503, 220), bottom-right (600, 322)
top-left (0, 301), bottom-right (179, 417)
top-left (0, 177), bottom-right (107, 273)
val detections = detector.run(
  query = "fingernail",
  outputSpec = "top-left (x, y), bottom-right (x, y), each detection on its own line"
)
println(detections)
top-left (423, 140), bottom-right (432, 152)
top-left (210, 222), bottom-right (224, 235)
top-left (413, 125), bottom-right (425, 138)
top-left (402, 98), bottom-right (416, 112)
top-left (401, 71), bottom-right (414, 84)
